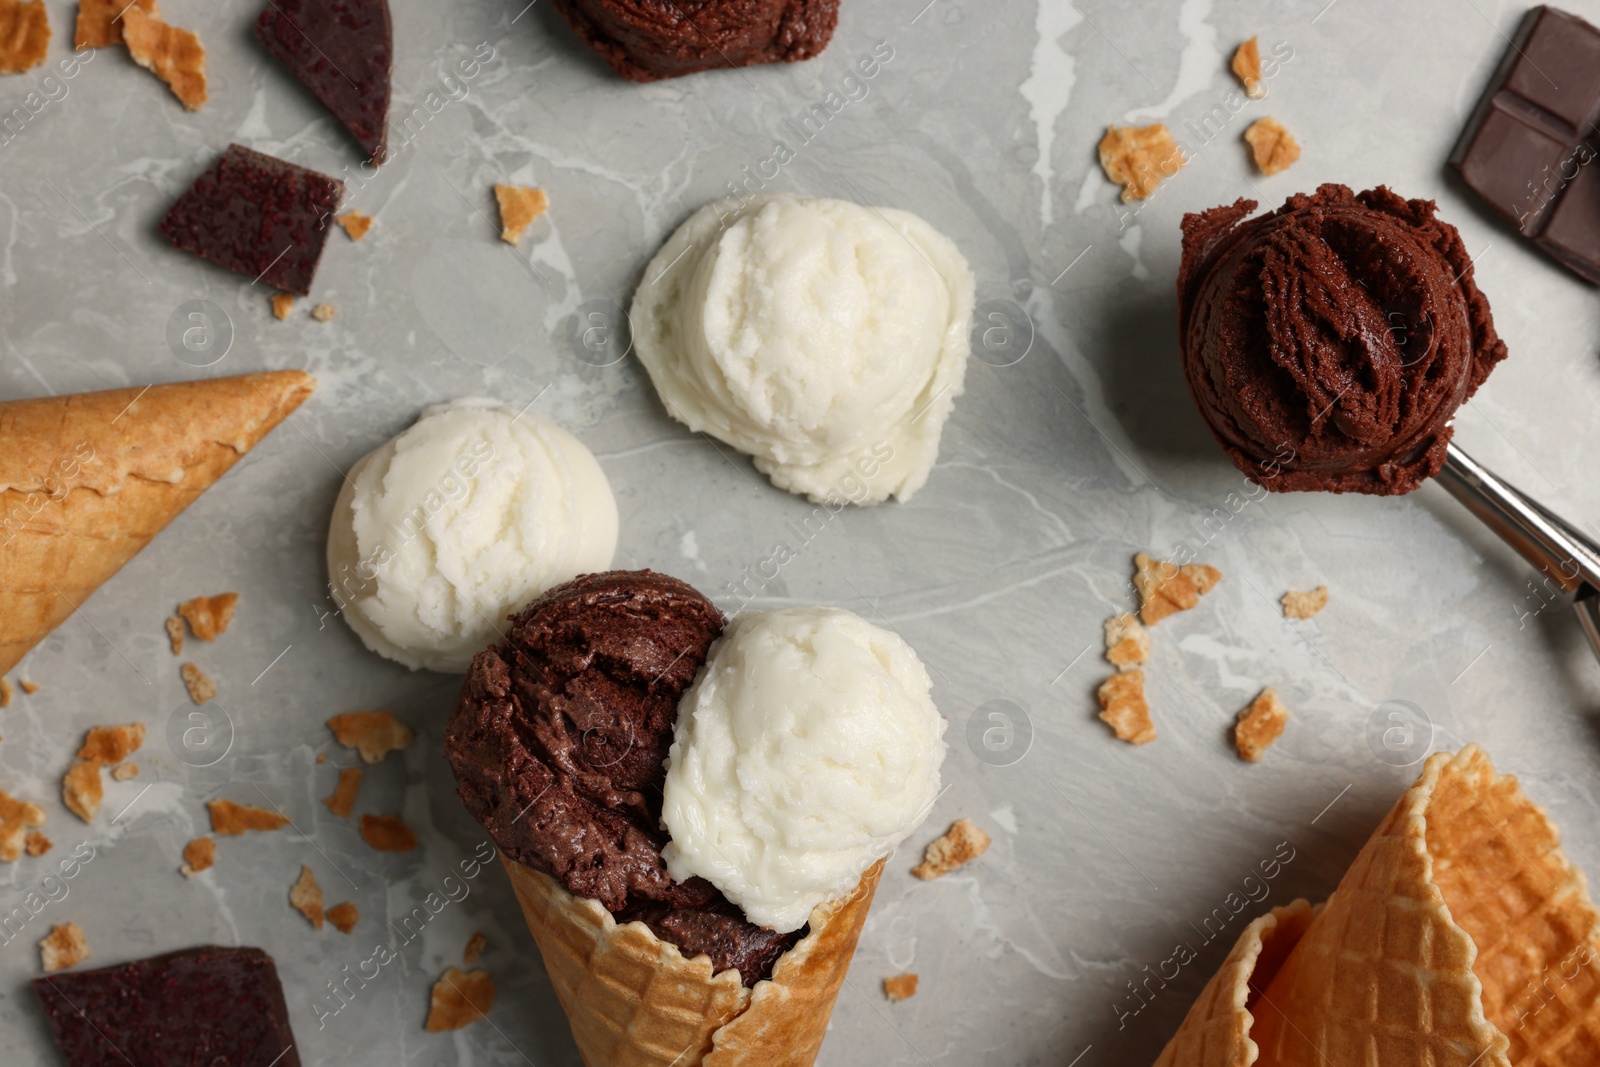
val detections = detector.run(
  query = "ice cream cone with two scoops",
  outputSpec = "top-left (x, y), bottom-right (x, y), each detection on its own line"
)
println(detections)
top-left (444, 573), bottom-right (948, 1066)
top-left (0, 371), bottom-right (315, 675)
top-left (1154, 744), bottom-right (1600, 1067)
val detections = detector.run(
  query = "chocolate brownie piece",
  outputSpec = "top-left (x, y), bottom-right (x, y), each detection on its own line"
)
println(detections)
top-left (255, 0), bottom-right (393, 164)
top-left (33, 945), bottom-right (301, 1066)
top-left (159, 144), bottom-right (343, 295)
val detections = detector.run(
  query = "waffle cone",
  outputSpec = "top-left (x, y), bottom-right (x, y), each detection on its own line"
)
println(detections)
top-left (1153, 745), bottom-right (1600, 1066)
top-left (1150, 899), bottom-right (1318, 1067)
top-left (502, 855), bottom-right (884, 1066)
top-left (0, 371), bottom-right (316, 674)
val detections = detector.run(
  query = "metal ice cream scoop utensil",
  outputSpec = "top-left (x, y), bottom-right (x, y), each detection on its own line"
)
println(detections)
top-left (1436, 441), bottom-right (1600, 663)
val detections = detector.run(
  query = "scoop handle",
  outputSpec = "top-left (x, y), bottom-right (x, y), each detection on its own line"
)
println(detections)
top-left (1437, 441), bottom-right (1600, 664)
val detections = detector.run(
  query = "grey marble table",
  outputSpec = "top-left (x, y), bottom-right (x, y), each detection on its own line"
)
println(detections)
top-left (3, 0), bottom-right (1599, 1063)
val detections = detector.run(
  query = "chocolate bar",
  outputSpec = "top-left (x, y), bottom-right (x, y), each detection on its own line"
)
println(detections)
top-left (33, 945), bottom-right (301, 1066)
top-left (1450, 5), bottom-right (1600, 284)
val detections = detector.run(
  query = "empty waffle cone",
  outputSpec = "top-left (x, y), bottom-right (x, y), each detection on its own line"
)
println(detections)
top-left (0, 371), bottom-right (316, 674)
top-left (1151, 899), bottom-right (1318, 1067)
top-left (1153, 745), bottom-right (1600, 1066)
top-left (502, 855), bottom-right (884, 1066)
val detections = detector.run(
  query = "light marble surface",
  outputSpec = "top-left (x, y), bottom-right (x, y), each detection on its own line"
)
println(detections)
top-left (4, 0), bottom-right (1600, 1063)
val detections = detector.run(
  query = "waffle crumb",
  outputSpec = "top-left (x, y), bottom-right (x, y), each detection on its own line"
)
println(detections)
top-left (912, 818), bottom-right (991, 880)
top-left (1281, 585), bottom-right (1329, 620)
top-left (74, 0), bottom-right (156, 47)
top-left (336, 211), bottom-right (373, 240)
top-left (1231, 36), bottom-right (1266, 99)
top-left (327, 901), bottom-right (359, 934)
top-left (1104, 613), bottom-right (1150, 671)
top-left (0, 0), bottom-right (50, 74)
top-left (111, 762), bottom-right (138, 781)
top-left (180, 662), bottom-right (216, 705)
top-left (78, 723), bottom-right (145, 764)
top-left (311, 303), bottom-right (336, 323)
top-left (207, 798), bottom-right (289, 836)
top-left (1134, 552), bottom-right (1222, 625)
top-left (494, 184), bottom-right (548, 245)
top-left (62, 761), bottom-right (103, 822)
top-left (18, 680), bottom-right (38, 694)
top-left (1098, 124), bottom-right (1185, 202)
top-left (290, 864), bottom-right (324, 930)
top-left (359, 813), bottom-right (417, 852)
top-left (883, 973), bottom-right (919, 1001)
top-left (178, 593), bottom-right (237, 641)
top-left (323, 767), bottom-right (362, 820)
top-left (464, 931), bottom-right (487, 963)
top-left (328, 711), bottom-right (414, 764)
top-left (165, 615), bottom-right (185, 654)
top-left (271, 293), bottom-right (295, 321)
top-left (122, 7), bottom-right (206, 111)
top-left (1235, 688), bottom-right (1291, 762)
top-left (39, 922), bottom-right (90, 972)
top-left (25, 831), bottom-right (51, 857)
top-left (0, 789), bottom-right (46, 861)
top-left (1245, 117), bottom-right (1300, 176)
top-left (1098, 670), bottom-right (1156, 745)
top-left (426, 967), bottom-right (495, 1031)
top-left (181, 836), bottom-right (215, 876)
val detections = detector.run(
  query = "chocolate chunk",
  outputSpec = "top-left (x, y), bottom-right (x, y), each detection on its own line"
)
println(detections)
top-left (33, 945), bottom-right (300, 1066)
top-left (159, 144), bottom-right (343, 296)
top-left (254, 0), bottom-right (393, 165)
top-left (1450, 5), bottom-right (1600, 284)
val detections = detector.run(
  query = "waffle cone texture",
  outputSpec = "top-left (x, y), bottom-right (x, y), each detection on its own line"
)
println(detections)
top-left (1153, 745), bottom-right (1600, 1066)
top-left (503, 855), bottom-right (884, 1066)
top-left (0, 371), bottom-right (315, 674)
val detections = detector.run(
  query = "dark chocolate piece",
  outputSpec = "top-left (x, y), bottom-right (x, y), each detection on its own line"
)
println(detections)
top-left (159, 144), bottom-right (343, 296)
top-left (1450, 5), bottom-right (1600, 284)
top-left (33, 945), bottom-right (301, 1067)
top-left (255, 0), bottom-right (393, 164)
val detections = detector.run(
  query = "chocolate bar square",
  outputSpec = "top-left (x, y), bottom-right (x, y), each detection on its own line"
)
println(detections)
top-left (1544, 151), bottom-right (1600, 277)
top-left (1450, 5), bottom-right (1600, 283)
top-left (1462, 97), bottom-right (1575, 226)
top-left (1503, 10), bottom-right (1600, 128)
top-left (33, 945), bottom-right (301, 1066)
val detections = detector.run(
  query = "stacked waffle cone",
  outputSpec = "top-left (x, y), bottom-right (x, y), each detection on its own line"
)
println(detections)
top-left (1154, 745), bottom-right (1600, 1066)
top-left (0, 371), bottom-right (315, 674)
top-left (503, 855), bottom-right (884, 1066)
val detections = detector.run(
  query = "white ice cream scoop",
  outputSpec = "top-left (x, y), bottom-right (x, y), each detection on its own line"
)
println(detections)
top-left (326, 398), bottom-right (618, 673)
top-left (660, 606), bottom-right (947, 932)
top-left (631, 194), bottom-right (975, 506)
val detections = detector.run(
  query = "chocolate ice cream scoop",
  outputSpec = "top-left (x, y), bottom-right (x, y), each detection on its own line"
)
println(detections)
top-left (1178, 184), bottom-right (1508, 494)
top-left (443, 569), bottom-right (800, 984)
top-left (552, 0), bottom-right (837, 82)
